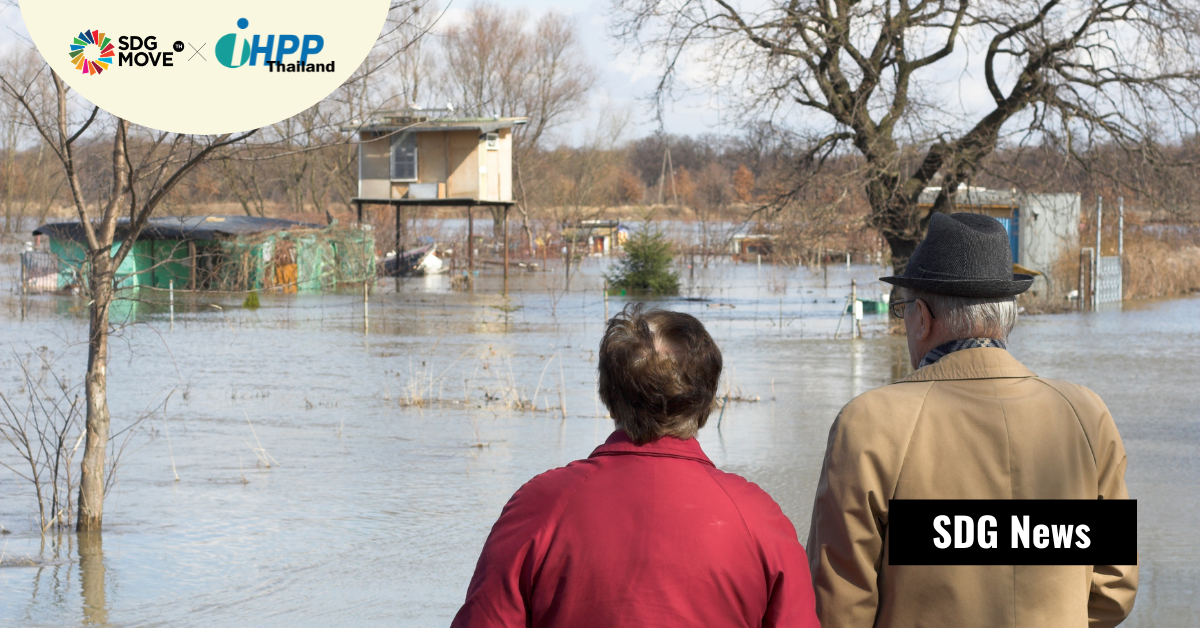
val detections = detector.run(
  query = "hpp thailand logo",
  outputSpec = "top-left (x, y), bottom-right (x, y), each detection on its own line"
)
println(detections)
top-left (69, 29), bottom-right (114, 75)
top-left (214, 18), bottom-right (329, 72)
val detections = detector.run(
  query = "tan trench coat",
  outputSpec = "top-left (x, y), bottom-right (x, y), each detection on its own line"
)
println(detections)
top-left (807, 347), bottom-right (1138, 628)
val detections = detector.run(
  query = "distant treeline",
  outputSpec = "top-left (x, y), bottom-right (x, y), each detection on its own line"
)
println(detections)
top-left (6, 127), bottom-right (1198, 227)
top-left (4, 0), bottom-right (1198, 256)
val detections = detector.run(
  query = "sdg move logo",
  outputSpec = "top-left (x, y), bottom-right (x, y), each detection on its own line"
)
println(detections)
top-left (69, 29), bottom-right (114, 75)
top-left (214, 18), bottom-right (330, 72)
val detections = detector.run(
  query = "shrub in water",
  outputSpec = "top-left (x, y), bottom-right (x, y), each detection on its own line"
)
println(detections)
top-left (243, 291), bottom-right (260, 309)
top-left (605, 224), bottom-right (680, 295)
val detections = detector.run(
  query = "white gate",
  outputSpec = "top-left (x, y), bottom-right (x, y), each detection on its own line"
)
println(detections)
top-left (21, 250), bottom-right (58, 292)
top-left (1095, 255), bottom-right (1122, 305)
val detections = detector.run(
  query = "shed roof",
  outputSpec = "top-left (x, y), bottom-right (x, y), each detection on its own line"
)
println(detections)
top-left (348, 113), bottom-right (529, 135)
top-left (34, 215), bottom-right (321, 242)
top-left (918, 186), bottom-right (1017, 208)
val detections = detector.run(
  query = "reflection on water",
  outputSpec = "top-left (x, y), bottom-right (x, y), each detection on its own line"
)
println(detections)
top-left (0, 257), bottom-right (1196, 627)
top-left (78, 533), bottom-right (107, 627)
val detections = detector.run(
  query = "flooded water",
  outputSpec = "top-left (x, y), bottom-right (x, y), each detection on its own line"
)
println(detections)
top-left (0, 255), bottom-right (1196, 627)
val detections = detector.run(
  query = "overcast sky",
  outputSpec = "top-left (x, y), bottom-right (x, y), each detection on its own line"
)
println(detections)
top-left (3, 0), bottom-right (1025, 148)
top-left (0, 0), bottom-right (730, 144)
top-left (460, 0), bottom-right (722, 142)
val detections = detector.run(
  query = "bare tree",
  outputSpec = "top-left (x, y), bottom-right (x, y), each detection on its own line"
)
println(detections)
top-left (1, 50), bottom-right (62, 233)
top-left (442, 3), bottom-right (597, 235)
top-left (1, 66), bottom-right (256, 531)
top-left (612, 0), bottom-right (1200, 270)
top-left (0, 349), bottom-right (84, 532)
top-left (550, 108), bottom-right (631, 289)
top-left (517, 13), bottom-right (598, 151)
top-left (391, 0), bottom-right (443, 108)
top-left (208, 1), bottom-right (436, 223)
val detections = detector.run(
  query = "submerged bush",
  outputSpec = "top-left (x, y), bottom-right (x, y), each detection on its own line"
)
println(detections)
top-left (606, 224), bottom-right (680, 295)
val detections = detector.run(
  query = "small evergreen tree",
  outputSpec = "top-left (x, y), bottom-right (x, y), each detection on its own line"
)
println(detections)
top-left (606, 223), bottom-right (680, 295)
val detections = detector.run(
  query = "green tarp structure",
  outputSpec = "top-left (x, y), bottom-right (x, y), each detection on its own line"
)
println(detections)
top-left (35, 216), bottom-right (376, 294)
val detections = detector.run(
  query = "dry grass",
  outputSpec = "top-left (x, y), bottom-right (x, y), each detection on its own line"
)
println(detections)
top-left (719, 368), bottom-right (761, 404)
top-left (392, 347), bottom-right (564, 415)
top-left (1019, 230), bottom-right (1200, 313)
top-left (1123, 234), bottom-right (1200, 299)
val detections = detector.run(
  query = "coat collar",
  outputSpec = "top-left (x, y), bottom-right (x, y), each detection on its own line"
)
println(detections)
top-left (898, 346), bottom-right (1037, 383)
top-left (589, 430), bottom-right (715, 467)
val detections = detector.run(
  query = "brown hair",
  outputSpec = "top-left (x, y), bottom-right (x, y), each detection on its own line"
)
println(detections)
top-left (597, 303), bottom-right (722, 444)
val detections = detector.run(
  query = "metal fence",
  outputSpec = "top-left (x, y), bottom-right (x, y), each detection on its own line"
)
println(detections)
top-left (1096, 255), bottom-right (1122, 305)
top-left (20, 250), bottom-right (58, 292)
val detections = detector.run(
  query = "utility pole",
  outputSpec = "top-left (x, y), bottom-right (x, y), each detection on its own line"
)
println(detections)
top-left (1094, 196), bottom-right (1102, 311)
top-left (1118, 197), bottom-right (1124, 256)
top-left (1118, 196), bottom-right (1125, 303)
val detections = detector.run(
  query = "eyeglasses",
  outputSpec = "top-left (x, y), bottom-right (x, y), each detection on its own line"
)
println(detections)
top-left (889, 298), bottom-right (936, 319)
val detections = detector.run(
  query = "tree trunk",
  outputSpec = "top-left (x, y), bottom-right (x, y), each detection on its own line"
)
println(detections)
top-left (883, 232), bottom-right (920, 275)
top-left (864, 178), bottom-right (926, 274)
top-left (77, 251), bottom-right (113, 532)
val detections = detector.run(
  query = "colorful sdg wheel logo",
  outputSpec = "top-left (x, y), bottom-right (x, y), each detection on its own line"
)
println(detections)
top-left (69, 30), bottom-right (114, 75)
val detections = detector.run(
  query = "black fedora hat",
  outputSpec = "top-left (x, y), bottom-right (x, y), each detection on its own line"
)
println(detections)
top-left (880, 212), bottom-right (1033, 298)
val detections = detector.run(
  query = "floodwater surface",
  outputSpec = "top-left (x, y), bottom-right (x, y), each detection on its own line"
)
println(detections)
top-left (0, 257), bottom-right (1196, 627)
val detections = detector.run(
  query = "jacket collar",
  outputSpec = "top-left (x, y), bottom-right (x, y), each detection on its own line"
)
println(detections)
top-left (589, 430), bottom-right (714, 467)
top-left (899, 346), bottom-right (1036, 383)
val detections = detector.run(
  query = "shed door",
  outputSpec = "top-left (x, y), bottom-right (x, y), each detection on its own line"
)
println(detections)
top-left (485, 143), bottom-right (501, 201)
top-left (994, 213), bottom-right (1019, 262)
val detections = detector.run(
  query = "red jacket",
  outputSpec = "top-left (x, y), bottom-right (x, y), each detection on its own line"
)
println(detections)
top-left (451, 430), bottom-right (820, 627)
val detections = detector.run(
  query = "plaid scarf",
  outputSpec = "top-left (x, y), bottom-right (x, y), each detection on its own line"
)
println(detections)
top-left (919, 338), bottom-right (1008, 369)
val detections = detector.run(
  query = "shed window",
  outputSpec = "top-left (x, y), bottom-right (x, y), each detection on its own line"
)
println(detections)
top-left (391, 133), bottom-right (417, 181)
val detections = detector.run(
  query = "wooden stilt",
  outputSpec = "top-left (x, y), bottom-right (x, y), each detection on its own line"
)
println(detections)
top-left (395, 204), bottom-right (402, 291)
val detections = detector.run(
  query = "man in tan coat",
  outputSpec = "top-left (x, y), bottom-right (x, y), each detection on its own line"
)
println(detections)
top-left (807, 212), bottom-right (1138, 627)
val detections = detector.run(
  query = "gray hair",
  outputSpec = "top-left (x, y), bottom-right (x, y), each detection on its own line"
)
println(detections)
top-left (901, 288), bottom-right (1018, 341)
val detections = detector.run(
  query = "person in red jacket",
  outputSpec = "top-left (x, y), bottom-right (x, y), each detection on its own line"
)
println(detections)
top-left (451, 304), bottom-right (820, 628)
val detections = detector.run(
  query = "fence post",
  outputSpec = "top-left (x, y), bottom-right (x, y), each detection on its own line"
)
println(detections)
top-left (1079, 247), bottom-right (1094, 310)
top-left (850, 279), bottom-right (859, 339)
top-left (1080, 248), bottom-right (1089, 312)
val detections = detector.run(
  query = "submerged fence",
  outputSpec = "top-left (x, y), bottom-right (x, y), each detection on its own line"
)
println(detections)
top-left (20, 249), bottom-right (57, 292)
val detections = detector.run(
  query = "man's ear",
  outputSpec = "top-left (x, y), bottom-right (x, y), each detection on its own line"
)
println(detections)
top-left (915, 299), bottom-right (933, 340)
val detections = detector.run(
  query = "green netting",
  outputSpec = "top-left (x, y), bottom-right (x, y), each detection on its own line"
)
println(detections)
top-left (211, 226), bottom-right (376, 292)
top-left (45, 226), bottom-right (376, 294)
